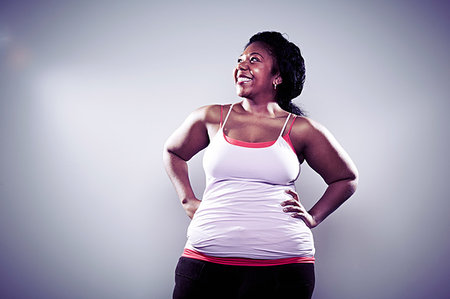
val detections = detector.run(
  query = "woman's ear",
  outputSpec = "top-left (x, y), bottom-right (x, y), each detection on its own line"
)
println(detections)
top-left (274, 76), bottom-right (282, 85)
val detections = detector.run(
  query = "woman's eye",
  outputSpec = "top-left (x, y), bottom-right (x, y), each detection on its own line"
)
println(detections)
top-left (250, 57), bottom-right (259, 62)
top-left (237, 58), bottom-right (242, 63)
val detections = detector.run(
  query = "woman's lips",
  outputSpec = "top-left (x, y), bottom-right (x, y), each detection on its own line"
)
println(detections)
top-left (237, 77), bottom-right (252, 83)
top-left (236, 73), bottom-right (253, 84)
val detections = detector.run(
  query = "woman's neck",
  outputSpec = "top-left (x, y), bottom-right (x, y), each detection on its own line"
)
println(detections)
top-left (240, 99), bottom-right (284, 118)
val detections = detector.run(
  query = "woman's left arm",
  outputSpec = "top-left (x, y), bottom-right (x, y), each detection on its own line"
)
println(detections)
top-left (283, 117), bottom-right (359, 228)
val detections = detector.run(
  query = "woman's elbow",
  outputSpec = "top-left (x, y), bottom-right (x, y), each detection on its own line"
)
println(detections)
top-left (347, 168), bottom-right (359, 195)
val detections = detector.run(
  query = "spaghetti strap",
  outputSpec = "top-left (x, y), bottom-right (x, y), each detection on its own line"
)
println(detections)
top-left (286, 115), bottom-right (297, 135)
top-left (222, 104), bottom-right (234, 128)
top-left (279, 113), bottom-right (292, 137)
top-left (220, 105), bottom-right (224, 127)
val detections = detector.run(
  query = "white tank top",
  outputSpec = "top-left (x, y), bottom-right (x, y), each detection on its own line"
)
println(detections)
top-left (185, 104), bottom-right (315, 259)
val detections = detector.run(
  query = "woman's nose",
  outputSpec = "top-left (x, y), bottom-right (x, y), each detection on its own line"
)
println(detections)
top-left (237, 59), bottom-right (249, 70)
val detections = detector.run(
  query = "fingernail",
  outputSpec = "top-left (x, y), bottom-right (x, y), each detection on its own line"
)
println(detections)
top-left (283, 208), bottom-right (288, 212)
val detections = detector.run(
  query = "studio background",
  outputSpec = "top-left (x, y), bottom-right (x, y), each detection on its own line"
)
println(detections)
top-left (1, 1), bottom-right (449, 298)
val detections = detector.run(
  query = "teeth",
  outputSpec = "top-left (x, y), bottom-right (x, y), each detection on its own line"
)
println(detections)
top-left (237, 77), bottom-right (252, 82)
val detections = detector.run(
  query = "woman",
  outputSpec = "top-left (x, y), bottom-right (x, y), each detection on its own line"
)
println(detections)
top-left (163, 31), bottom-right (358, 299)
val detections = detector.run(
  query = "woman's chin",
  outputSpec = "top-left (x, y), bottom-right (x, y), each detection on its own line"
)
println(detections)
top-left (235, 86), bottom-right (249, 98)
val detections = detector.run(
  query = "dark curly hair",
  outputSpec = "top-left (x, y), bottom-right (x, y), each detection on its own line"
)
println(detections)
top-left (246, 31), bottom-right (306, 116)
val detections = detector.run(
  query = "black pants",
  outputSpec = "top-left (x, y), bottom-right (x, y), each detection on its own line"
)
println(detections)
top-left (173, 257), bottom-right (315, 299)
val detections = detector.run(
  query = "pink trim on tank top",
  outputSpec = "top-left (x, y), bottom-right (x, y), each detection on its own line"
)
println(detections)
top-left (182, 248), bottom-right (315, 266)
top-left (223, 133), bottom-right (296, 153)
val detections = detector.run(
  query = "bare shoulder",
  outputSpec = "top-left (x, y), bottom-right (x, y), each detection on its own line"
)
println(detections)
top-left (289, 116), bottom-right (340, 160)
top-left (189, 104), bottom-right (230, 125)
top-left (291, 116), bottom-right (329, 139)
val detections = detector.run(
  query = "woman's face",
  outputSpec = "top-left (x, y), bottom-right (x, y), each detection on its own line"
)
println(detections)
top-left (234, 41), bottom-right (280, 100)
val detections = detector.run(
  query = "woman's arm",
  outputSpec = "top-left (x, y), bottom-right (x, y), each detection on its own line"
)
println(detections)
top-left (282, 117), bottom-right (359, 228)
top-left (163, 106), bottom-right (213, 219)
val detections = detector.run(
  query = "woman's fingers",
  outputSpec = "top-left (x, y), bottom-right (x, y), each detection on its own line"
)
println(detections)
top-left (285, 189), bottom-right (299, 200)
top-left (281, 189), bottom-right (304, 208)
top-left (283, 206), bottom-right (307, 219)
top-left (283, 205), bottom-right (306, 214)
top-left (280, 199), bottom-right (297, 207)
top-left (290, 212), bottom-right (306, 219)
top-left (281, 189), bottom-right (317, 228)
top-left (282, 189), bottom-right (311, 220)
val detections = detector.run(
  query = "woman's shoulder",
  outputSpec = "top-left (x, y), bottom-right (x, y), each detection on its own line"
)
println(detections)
top-left (291, 116), bottom-right (330, 139)
top-left (190, 103), bottom-right (233, 124)
top-left (292, 115), bottom-right (319, 130)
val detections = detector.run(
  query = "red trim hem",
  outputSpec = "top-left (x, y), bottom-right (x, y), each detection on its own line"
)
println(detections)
top-left (182, 248), bottom-right (315, 266)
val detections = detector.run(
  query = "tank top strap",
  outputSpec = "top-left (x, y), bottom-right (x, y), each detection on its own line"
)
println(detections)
top-left (222, 103), bottom-right (234, 128)
top-left (286, 115), bottom-right (297, 135)
top-left (279, 113), bottom-right (292, 137)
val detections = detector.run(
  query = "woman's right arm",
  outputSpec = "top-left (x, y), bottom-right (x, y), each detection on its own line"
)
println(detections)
top-left (163, 106), bottom-right (212, 219)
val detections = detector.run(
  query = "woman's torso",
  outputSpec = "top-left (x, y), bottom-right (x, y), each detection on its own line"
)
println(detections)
top-left (185, 103), bottom-right (315, 259)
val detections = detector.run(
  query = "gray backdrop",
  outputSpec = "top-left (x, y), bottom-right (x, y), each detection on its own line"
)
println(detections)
top-left (1, 0), bottom-right (449, 298)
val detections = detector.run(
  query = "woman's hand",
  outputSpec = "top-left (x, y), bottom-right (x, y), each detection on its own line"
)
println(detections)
top-left (281, 190), bottom-right (317, 228)
top-left (183, 198), bottom-right (201, 219)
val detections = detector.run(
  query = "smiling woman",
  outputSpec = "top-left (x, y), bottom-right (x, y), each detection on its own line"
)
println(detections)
top-left (163, 31), bottom-right (358, 299)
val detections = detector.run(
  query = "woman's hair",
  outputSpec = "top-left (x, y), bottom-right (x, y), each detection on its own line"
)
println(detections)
top-left (246, 31), bottom-right (306, 116)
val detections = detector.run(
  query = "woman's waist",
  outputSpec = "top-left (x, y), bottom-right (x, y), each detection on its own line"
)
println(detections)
top-left (189, 209), bottom-right (311, 236)
top-left (193, 188), bottom-right (302, 230)
top-left (188, 203), bottom-right (313, 247)
top-left (202, 179), bottom-right (294, 204)
top-left (186, 217), bottom-right (314, 259)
